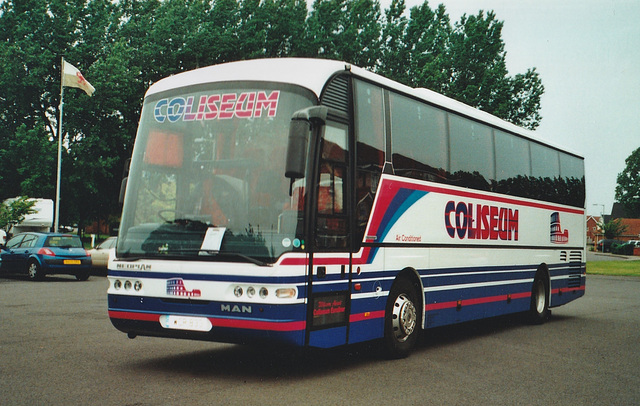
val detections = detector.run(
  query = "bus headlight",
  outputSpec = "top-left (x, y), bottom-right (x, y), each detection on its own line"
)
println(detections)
top-left (234, 286), bottom-right (243, 297)
top-left (259, 287), bottom-right (269, 299)
top-left (247, 286), bottom-right (256, 298)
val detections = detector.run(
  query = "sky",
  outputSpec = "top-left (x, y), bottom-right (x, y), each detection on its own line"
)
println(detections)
top-left (381, 0), bottom-right (640, 216)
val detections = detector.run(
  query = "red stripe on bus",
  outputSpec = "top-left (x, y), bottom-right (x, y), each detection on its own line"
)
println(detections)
top-left (552, 286), bottom-right (585, 295)
top-left (349, 310), bottom-right (385, 322)
top-left (209, 318), bottom-right (306, 332)
top-left (425, 292), bottom-right (532, 311)
top-left (109, 310), bottom-right (160, 322)
top-left (109, 310), bottom-right (305, 332)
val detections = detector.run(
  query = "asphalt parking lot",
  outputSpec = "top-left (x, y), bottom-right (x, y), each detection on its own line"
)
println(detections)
top-left (1, 273), bottom-right (639, 405)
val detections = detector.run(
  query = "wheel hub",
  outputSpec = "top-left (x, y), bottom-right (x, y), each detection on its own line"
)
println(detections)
top-left (534, 280), bottom-right (546, 314)
top-left (392, 294), bottom-right (417, 342)
top-left (28, 263), bottom-right (38, 279)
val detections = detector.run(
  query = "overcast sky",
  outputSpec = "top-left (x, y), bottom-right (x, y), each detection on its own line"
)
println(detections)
top-left (383, 0), bottom-right (640, 216)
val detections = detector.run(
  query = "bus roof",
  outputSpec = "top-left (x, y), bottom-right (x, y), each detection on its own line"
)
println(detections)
top-left (146, 58), bottom-right (582, 158)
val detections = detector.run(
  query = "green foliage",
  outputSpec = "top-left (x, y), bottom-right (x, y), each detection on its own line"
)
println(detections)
top-left (306, 0), bottom-right (383, 69)
top-left (587, 260), bottom-right (640, 277)
top-left (0, 0), bottom-right (546, 232)
top-left (615, 147), bottom-right (640, 218)
top-left (0, 197), bottom-right (37, 231)
top-left (600, 218), bottom-right (628, 240)
top-left (611, 242), bottom-right (636, 256)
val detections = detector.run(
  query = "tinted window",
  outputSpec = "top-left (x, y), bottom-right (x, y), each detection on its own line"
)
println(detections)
top-left (45, 236), bottom-right (83, 248)
top-left (21, 234), bottom-right (39, 248)
top-left (531, 143), bottom-right (560, 179)
top-left (354, 81), bottom-right (385, 244)
top-left (6, 235), bottom-right (25, 249)
top-left (560, 154), bottom-right (584, 179)
top-left (390, 93), bottom-right (448, 181)
top-left (355, 81), bottom-right (385, 166)
top-left (449, 115), bottom-right (494, 189)
top-left (315, 122), bottom-right (350, 250)
top-left (495, 130), bottom-right (530, 180)
top-left (559, 153), bottom-right (585, 207)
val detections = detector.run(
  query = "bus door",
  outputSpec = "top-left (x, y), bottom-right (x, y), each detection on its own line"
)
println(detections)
top-left (307, 119), bottom-right (353, 348)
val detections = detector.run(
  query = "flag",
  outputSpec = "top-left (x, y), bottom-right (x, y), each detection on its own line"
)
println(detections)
top-left (61, 59), bottom-right (95, 96)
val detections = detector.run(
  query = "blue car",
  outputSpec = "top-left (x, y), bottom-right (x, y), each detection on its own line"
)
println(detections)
top-left (0, 232), bottom-right (92, 281)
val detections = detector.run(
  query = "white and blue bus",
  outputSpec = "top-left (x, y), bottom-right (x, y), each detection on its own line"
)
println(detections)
top-left (108, 58), bottom-right (585, 357)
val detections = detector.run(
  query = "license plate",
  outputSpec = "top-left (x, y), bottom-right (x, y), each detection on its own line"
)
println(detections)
top-left (159, 315), bottom-right (212, 332)
top-left (63, 259), bottom-right (81, 265)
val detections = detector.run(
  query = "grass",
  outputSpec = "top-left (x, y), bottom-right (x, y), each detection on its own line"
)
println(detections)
top-left (587, 260), bottom-right (640, 277)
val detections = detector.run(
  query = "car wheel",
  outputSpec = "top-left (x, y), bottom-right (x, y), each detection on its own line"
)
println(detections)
top-left (28, 260), bottom-right (44, 281)
top-left (75, 271), bottom-right (90, 281)
top-left (383, 278), bottom-right (421, 359)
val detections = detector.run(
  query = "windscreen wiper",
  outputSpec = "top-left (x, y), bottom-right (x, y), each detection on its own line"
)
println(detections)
top-left (199, 250), bottom-right (270, 267)
top-left (170, 218), bottom-right (211, 230)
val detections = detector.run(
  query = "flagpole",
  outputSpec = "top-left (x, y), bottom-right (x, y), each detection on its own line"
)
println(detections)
top-left (54, 57), bottom-right (64, 232)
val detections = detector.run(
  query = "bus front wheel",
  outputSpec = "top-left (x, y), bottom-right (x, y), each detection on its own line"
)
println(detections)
top-left (383, 278), bottom-right (420, 359)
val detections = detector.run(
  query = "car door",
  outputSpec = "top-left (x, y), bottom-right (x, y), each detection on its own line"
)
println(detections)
top-left (1, 234), bottom-right (27, 272)
top-left (14, 234), bottom-right (39, 272)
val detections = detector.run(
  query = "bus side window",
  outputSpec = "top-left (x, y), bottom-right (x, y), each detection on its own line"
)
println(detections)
top-left (315, 123), bottom-right (349, 250)
top-left (317, 163), bottom-right (344, 214)
top-left (354, 80), bottom-right (385, 245)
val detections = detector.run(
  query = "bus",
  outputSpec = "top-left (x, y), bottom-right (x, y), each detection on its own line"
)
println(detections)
top-left (108, 58), bottom-right (585, 358)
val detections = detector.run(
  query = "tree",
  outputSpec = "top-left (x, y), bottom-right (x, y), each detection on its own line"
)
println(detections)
top-left (306, 0), bottom-right (382, 70)
top-left (378, 2), bottom-right (544, 129)
top-left (379, 0), bottom-right (409, 83)
top-left (403, 2), bottom-right (451, 92)
top-left (0, 197), bottom-right (37, 231)
top-left (615, 147), bottom-right (640, 218)
top-left (262, 0), bottom-right (309, 57)
top-left (446, 10), bottom-right (544, 129)
top-left (599, 218), bottom-right (628, 240)
top-left (0, 0), bottom-right (546, 235)
top-left (0, 0), bottom-right (143, 232)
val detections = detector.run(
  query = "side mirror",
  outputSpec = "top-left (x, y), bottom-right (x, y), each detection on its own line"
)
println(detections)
top-left (285, 106), bottom-right (328, 179)
top-left (119, 157), bottom-right (131, 205)
top-left (119, 177), bottom-right (128, 205)
top-left (285, 120), bottom-right (311, 179)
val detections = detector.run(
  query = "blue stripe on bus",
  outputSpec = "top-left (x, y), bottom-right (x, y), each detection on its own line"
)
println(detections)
top-left (108, 270), bottom-right (306, 285)
top-left (367, 189), bottom-right (428, 263)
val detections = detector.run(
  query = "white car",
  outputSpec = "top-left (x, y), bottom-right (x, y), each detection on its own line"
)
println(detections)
top-left (88, 237), bottom-right (117, 268)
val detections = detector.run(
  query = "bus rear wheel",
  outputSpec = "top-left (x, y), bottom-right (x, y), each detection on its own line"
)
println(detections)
top-left (383, 278), bottom-right (420, 359)
top-left (528, 275), bottom-right (550, 324)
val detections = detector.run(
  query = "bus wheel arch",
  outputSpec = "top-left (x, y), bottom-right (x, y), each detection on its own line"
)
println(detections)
top-left (383, 269), bottom-right (423, 358)
top-left (529, 264), bottom-right (551, 324)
